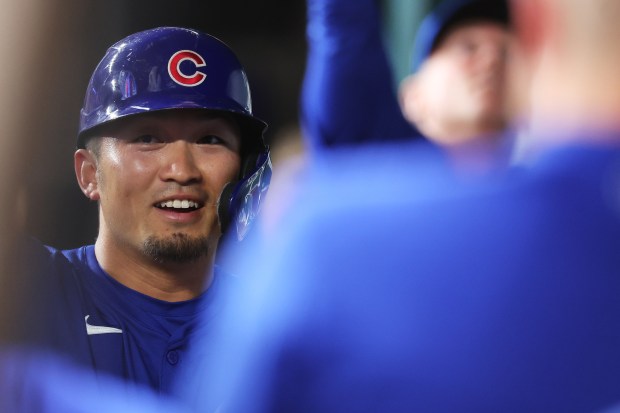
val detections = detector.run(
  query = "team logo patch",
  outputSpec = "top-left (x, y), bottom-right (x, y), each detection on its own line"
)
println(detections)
top-left (168, 50), bottom-right (207, 87)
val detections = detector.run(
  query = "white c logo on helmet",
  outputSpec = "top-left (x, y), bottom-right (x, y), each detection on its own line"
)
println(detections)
top-left (167, 50), bottom-right (206, 87)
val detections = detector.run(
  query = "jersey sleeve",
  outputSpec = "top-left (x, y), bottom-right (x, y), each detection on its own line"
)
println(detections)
top-left (301, 0), bottom-right (423, 151)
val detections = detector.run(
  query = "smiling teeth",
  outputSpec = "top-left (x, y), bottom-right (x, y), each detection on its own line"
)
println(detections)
top-left (158, 200), bottom-right (199, 209)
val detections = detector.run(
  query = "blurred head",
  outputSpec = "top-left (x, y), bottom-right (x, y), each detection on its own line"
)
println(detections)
top-left (399, 0), bottom-right (513, 147)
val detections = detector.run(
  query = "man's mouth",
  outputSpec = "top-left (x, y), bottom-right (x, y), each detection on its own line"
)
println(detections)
top-left (155, 199), bottom-right (202, 212)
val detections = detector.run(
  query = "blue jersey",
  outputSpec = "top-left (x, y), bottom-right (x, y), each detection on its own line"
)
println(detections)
top-left (15, 242), bottom-right (232, 394)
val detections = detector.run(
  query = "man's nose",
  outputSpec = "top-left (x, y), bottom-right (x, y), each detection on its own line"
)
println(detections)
top-left (479, 42), bottom-right (507, 70)
top-left (159, 141), bottom-right (202, 184)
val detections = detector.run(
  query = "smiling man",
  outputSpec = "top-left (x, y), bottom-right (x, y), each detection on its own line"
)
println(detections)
top-left (11, 27), bottom-right (271, 393)
top-left (76, 110), bottom-right (243, 301)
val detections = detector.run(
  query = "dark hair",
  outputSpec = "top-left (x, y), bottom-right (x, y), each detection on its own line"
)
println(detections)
top-left (432, 0), bottom-right (511, 53)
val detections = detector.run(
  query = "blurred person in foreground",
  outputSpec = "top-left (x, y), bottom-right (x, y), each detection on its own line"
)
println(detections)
top-left (0, 350), bottom-right (191, 413)
top-left (302, 0), bottom-right (514, 171)
top-left (175, 0), bottom-right (620, 411)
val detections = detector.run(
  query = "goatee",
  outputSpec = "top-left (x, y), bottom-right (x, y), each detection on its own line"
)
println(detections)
top-left (142, 233), bottom-right (210, 264)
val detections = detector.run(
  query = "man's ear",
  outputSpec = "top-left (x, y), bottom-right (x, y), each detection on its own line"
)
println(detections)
top-left (74, 149), bottom-right (100, 201)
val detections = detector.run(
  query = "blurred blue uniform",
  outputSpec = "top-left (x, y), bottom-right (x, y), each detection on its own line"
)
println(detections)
top-left (302, 0), bottom-right (422, 150)
top-left (12, 242), bottom-right (231, 393)
top-left (177, 134), bottom-right (620, 412)
top-left (0, 349), bottom-right (190, 413)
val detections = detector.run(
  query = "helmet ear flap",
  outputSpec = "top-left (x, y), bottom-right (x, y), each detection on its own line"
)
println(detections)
top-left (217, 181), bottom-right (235, 235)
top-left (217, 149), bottom-right (272, 241)
top-left (217, 152), bottom-right (260, 234)
top-left (241, 151), bottom-right (260, 178)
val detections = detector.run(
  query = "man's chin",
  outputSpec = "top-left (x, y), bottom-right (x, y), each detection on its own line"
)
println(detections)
top-left (142, 233), bottom-right (211, 264)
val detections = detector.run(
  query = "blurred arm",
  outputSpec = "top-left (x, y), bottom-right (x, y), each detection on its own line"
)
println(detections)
top-left (301, 0), bottom-right (422, 151)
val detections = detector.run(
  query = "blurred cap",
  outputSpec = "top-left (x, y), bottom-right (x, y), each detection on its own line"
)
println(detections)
top-left (411, 0), bottom-right (510, 72)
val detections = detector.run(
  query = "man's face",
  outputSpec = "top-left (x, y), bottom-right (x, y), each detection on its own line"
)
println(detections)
top-left (80, 110), bottom-right (241, 264)
top-left (402, 21), bottom-right (512, 145)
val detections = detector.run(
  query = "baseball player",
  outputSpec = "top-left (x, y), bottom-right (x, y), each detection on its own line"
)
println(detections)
top-left (9, 26), bottom-right (271, 394)
top-left (302, 0), bottom-right (513, 170)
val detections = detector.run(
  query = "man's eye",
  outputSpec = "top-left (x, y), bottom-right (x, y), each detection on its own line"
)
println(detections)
top-left (134, 135), bottom-right (162, 144)
top-left (134, 135), bottom-right (159, 144)
top-left (457, 40), bottom-right (477, 53)
top-left (197, 135), bottom-right (224, 145)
